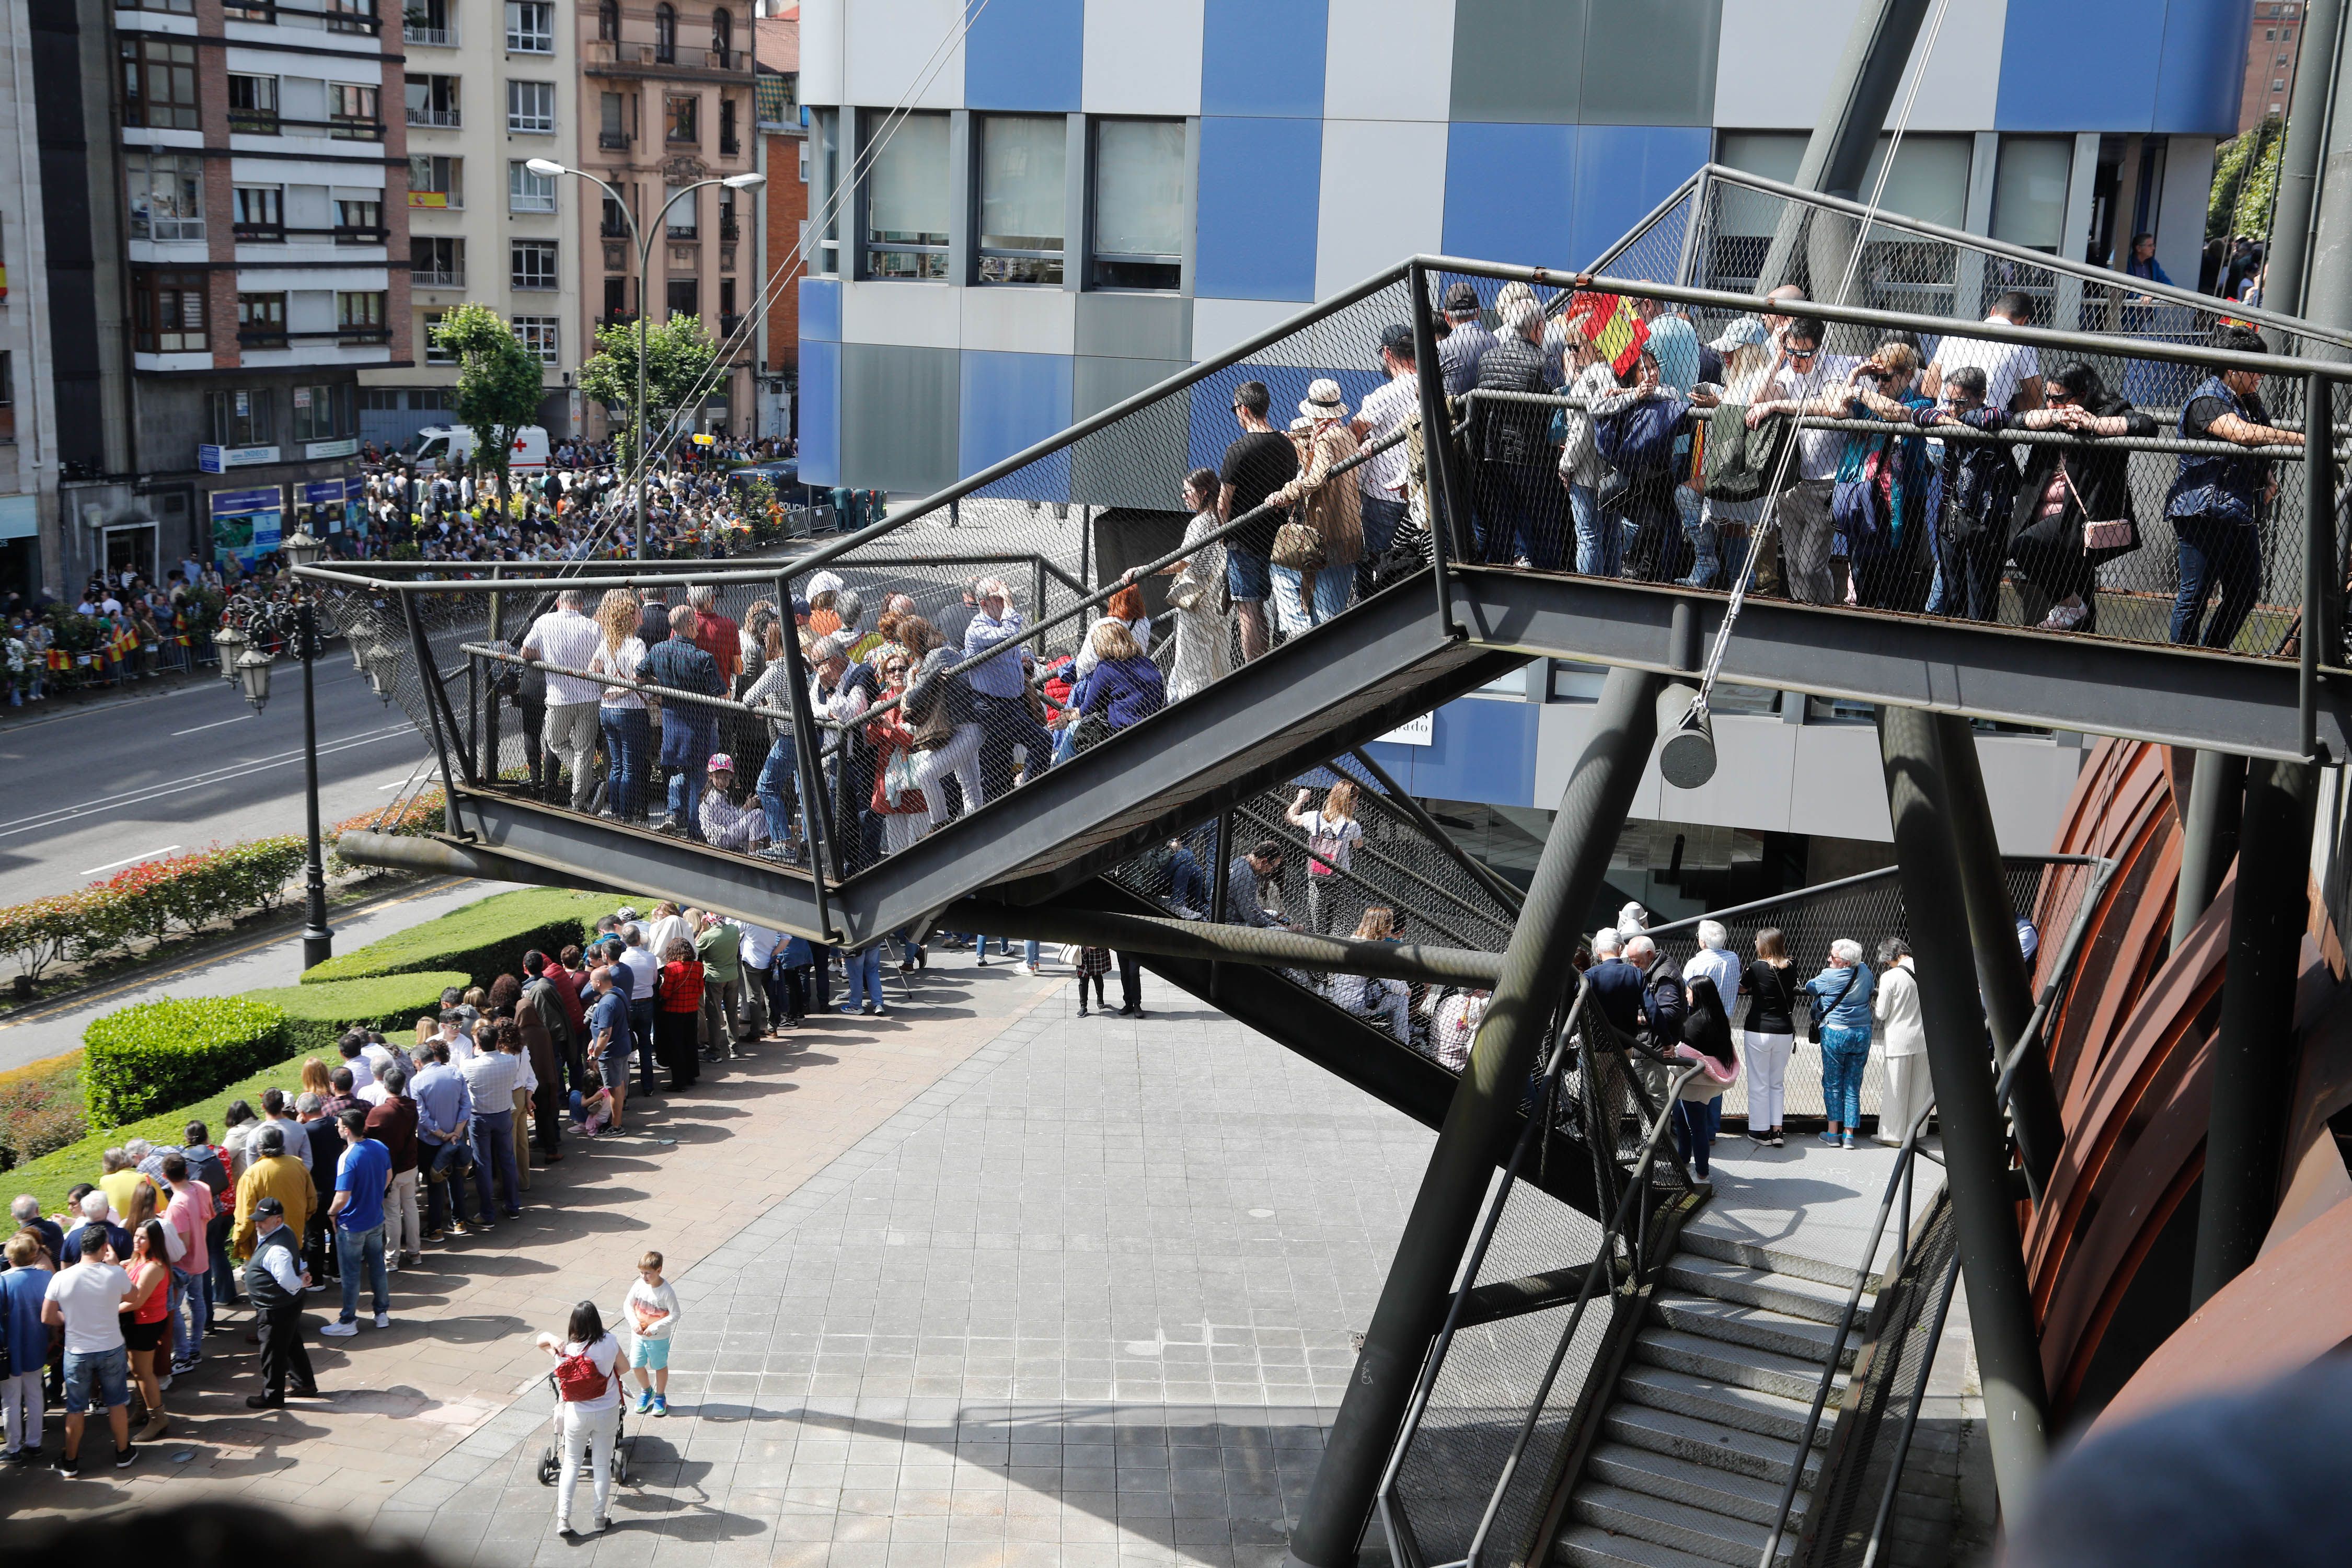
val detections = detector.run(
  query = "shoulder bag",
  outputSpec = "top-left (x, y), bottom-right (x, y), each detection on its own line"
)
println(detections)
top-left (1271, 518), bottom-right (1327, 572)
top-left (2060, 459), bottom-right (2137, 557)
top-left (1806, 967), bottom-right (1858, 1044)
top-left (555, 1344), bottom-right (610, 1403)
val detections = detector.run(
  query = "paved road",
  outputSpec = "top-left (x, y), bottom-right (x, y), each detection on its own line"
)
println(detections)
top-left (0, 659), bottom-right (433, 908)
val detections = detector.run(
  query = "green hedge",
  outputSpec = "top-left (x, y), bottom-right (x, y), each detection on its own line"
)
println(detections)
top-left (246, 970), bottom-right (471, 1058)
top-left (83, 996), bottom-right (288, 1125)
top-left (299, 886), bottom-right (608, 987)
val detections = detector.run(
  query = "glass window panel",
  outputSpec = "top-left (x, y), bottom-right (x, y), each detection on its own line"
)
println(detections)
top-left (979, 114), bottom-right (1066, 265)
top-left (866, 111), bottom-right (949, 243)
top-left (1714, 131), bottom-right (1806, 239)
top-left (1991, 136), bottom-right (2073, 252)
top-left (1860, 133), bottom-right (1972, 232)
top-left (1093, 119), bottom-right (1184, 259)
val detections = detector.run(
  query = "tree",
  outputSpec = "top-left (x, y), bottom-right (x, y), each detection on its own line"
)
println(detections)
top-left (431, 303), bottom-right (547, 515)
top-left (577, 312), bottom-right (721, 473)
top-left (2209, 117), bottom-right (2285, 243)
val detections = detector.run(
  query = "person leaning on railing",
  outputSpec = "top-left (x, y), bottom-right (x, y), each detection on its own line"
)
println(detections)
top-left (1743, 316), bottom-right (1860, 604)
top-left (2164, 324), bottom-right (2304, 651)
top-left (960, 577), bottom-right (1052, 802)
top-left (1832, 338), bottom-right (1937, 613)
top-left (2005, 361), bottom-right (2158, 633)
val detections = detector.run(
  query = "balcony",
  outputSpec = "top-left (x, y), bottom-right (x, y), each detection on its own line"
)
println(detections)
top-left (225, 2), bottom-right (382, 32)
top-left (404, 21), bottom-right (456, 45)
top-left (228, 108), bottom-right (280, 134)
top-left (412, 267), bottom-right (465, 289)
top-left (719, 214), bottom-right (739, 243)
top-left (719, 313), bottom-right (744, 339)
top-left (408, 107), bottom-right (461, 129)
top-left (237, 326), bottom-right (290, 349)
top-left (719, 134), bottom-right (740, 158)
top-left (583, 39), bottom-right (750, 78)
top-left (598, 130), bottom-right (630, 150)
top-left (234, 222), bottom-right (286, 243)
top-left (232, 112), bottom-right (387, 141)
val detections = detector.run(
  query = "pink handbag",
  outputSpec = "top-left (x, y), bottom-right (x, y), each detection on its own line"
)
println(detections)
top-left (2060, 462), bottom-right (2134, 554)
top-left (1671, 1044), bottom-right (1740, 1101)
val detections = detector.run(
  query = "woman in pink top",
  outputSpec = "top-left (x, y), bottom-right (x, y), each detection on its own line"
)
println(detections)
top-left (162, 1150), bottom-right (214, 1373)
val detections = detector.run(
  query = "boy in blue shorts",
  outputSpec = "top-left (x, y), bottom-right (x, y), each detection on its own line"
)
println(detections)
top-left (624, 1250), bottom-right (680, 1415)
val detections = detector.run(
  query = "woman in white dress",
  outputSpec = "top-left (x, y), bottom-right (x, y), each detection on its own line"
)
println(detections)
top-left (1132, 467), bottom-right (1231, 704)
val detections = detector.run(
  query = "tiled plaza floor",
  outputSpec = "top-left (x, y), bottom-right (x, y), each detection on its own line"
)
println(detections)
top-left (362, 978), bottom-right (1439, 1568)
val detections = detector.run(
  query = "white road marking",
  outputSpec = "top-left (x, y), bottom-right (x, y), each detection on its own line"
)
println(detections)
top-left (79, 845), bottom-right (182, 876)
top-left (0, 724), bottom-right (417, 840)
top-left (170, 714), bottom-right (257, 737)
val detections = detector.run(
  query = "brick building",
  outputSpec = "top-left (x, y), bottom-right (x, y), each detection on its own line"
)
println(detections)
top-left (755, 5), bottom-right (805, 438)
top-left (2243, 0), bottom-right (2306, 131)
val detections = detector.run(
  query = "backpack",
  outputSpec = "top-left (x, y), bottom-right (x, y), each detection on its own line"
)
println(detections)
top-left (555, 1342), bottom-right (610, 1402)
top-left (185, 1143), bottom-right (232, 1203)
top-left (1592, 397), bottom-right (1689, 477)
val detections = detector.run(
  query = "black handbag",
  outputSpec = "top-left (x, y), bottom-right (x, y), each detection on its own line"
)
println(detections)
top-left (1806, 967), bottom-right (1858, 1044)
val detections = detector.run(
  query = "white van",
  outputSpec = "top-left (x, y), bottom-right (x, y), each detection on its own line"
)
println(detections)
top-left (395, 424), bottom-right (550, 474)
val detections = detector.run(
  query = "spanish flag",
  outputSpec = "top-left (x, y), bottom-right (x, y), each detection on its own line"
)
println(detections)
top-left (1565, 291), bottom-right (1650, 376)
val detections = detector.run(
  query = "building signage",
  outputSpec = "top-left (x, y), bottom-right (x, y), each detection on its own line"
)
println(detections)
top-left (198, 444), bottom-right (281, 473)
top-left (210, 486), bottom-right (284, 573)
top-left (297, 479), bottom-right (352, 535)
top-left (1376, 713), bottom-right (1435, 747)
top-left (304, 436), bottom-right (361, 460)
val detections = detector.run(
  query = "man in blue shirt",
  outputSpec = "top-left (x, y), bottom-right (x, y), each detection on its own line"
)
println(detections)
top-left (589, 965), bottom-right (638, 1105)
top-left (409, 1046), bottom-right (479, 1240)
top-left (959, 578), bottom-right (1052, 807)
top-left (641, 603), bottom-right (725, 838)
top-left (322, 1111), bottom-right (392, 1336)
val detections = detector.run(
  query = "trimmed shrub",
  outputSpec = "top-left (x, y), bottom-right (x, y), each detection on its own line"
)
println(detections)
top-left (246, 970), bottom-right (470, 1057)
top-left (0, 1054), bottom-right (85, 1172)
top-left (300, 886), bottom-right (607, 987)
top-left (83, 996), bottom-right (288, 1125)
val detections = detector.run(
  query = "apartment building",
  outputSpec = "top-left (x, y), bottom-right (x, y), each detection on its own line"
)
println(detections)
top-left (0, 0), bottom-right (59, 598)
top-left (577, 0), bottom-right (757, 438)
top-left (361, 0), bottom-right (582, 451)
top-left (754, 6), bottom-right (804, 437)
top-left (2243, 0), bottom-right (2305, 130)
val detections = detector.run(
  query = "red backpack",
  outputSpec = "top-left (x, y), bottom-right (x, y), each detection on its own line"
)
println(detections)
top-left (555, 1343), bottom-right (609, 1402)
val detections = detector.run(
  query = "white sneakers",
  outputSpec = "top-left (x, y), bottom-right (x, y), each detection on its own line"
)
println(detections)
top-left (320, 1321), bottom-right (358, 1338)
top-left (2036, 599), bottom-right (2089, 631)
top-left (375, 1312), bottom-right (393, 1329)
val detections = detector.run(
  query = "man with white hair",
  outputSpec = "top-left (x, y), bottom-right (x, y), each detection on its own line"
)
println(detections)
top-left (522, 588), bottom-right (605, 811)
top-left (1472, 296), bottom-right (1571, 569)
top-left (961, 578), bottom-right (1051, 802)
top-left (13, 1193), bottom-right (63, 1263)
top-left (1684, 919), bottom-right (1742, 1001)
top-left (1623, 934), bottom-right (1688, 1054)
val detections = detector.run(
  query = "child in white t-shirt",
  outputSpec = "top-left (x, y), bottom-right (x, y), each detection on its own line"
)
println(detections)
top-left (624, 1250), bottom-right (682, 1416)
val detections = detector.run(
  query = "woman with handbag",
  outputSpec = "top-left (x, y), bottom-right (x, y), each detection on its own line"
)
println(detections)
top-left (1265, 381), bottom-right (1364, 637)
top-left (539, 1301), bottom-right (627, 1537)
top-left (1802, 939), bottom-right (1876, 1149)
top-left (1063, 620), bottom-right (1165, 755)
top-left (1133, 469), bottom-right (1231, 703)
top-left (1669, 977), bottom-right (1739, 1182)
top-left (2001, 361), bottom-right (2160, 632)
top-left (1738, 927), bottom-right (1798, 1148)
top-left (864, 653), bottom-right (930, 856)
top-left (903, 617), bottom-right (986, 834)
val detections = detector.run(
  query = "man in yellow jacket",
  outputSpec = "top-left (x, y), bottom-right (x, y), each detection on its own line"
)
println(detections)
top-left (232, 1124), bottom-right (314, 1262)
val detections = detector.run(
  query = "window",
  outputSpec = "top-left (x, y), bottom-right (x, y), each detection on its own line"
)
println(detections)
top-left (126, 151), bottom-right (206, 241)
top-left (0, 352), bottom-right (11, 443)
top-left (598, 0), bottom-right (618, 40)
top-left (125, 0), bottom-right (194, 10)
top-left (122, 38), bottom-right (200, 130)
top-left (512, 240), bottom-right (558, 289)
top-left (412, 235), bottom-right (465, 287)
top-left (654, 3), bottom-right (677, 62)
top-left (600, 91), bottom-right (629, 149)
top-left (811, 108), bottom-right (839, 273)
top-left (666, 94), bottom-right (699, 144)
top-left (1991, 136), bottom-right (2072, 253)
top-left (666, 276), bottom-right (698, 319)
top-left (665, 182), bottom-right (697, 237)
top-left (2275, 77), bottom-right (2289, 90)
top-left (711, 8), bottom-right (733, 67)
top-left (719, 192), bottom-right (738, 241)
top-left (337, 196), bottom-right (383, 240)
top-left (977, 114), bottom-right (1066, 284)
top-left (227, 73), bottom-right (279, 134)
top-left (506, 1), bottom-right (554, 52)
top-left (719, 276), bottom-right (736, 324)
top-left (509, 159), bottom-right (558, 213)
top-left (513, 316), bottom-right (560, 365)
top-left (339, 290), bottom-right (389, 341)
top-left (422, 308), bottom-right (455, 362)
top-left (507, 79), bottom-right (555, 134)
top-left (406, 0), bottom-right (454, 45)
top-left (1090, 118), bottom-right (1184, 290)
top-left (207, 389), bottom-right (277, 448)
top-left (407, 74), bottom-right (460, 128)
top-left (237, 293), bottom-right (288, 347)
top-left (234, 185), bottom-right (285, 239)
top-left (135, 271), bottom-right (208, 353)
top-left (409, 154), bottom-right (464, 208)
top-left (720, 97), bottom-right (739, 156)
top-left (863, 109), bottom-right (948, 278)
top-left (602, 190), bottom-right (631, 237)
top-left (293, 384), bottom-right (352, 443)
top-left (329, 82), bottom-right (380, 137)
top-left (604, 276), bottom-right (630, 320)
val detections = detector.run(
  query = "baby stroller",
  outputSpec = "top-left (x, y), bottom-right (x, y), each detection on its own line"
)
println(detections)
top-left (535, 1368), bottom-right (637, 1488)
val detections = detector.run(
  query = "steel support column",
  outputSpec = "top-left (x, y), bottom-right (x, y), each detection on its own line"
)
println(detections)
top-left (1875, 704), bottom-right (2048, 1517)
top-left (1285, 664), bottom-right (1662, 1568)
top-left (2191, 755), bottom-right (2322, 1309)
top-left (2263, 0), bottom-right (2347, 326)
top-left (1932, 711), bottom-right (2059, 1195)
top-left (2172, 751), bottom-right (2247, 953)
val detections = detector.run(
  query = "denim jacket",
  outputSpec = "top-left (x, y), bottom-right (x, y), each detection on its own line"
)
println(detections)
top-left (2164, 374), bottom-right (2269, 526)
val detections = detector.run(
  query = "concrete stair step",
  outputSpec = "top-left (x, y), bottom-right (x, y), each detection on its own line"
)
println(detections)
top-left (1617, 1364), bottom-right (1834, 1447)
top-left (1571, 1484), bottom-right (1793, 1567)
top-left (1634, 1327), bottom-right (1835, 1404)
top-left (1660, 1255), bottom-right (1859, 1326)
top-left (1601, 1403), bottom-right (1823, 1489)
top-left (1585, 1442), bottom-right (1811, 1529)
top-left (1650, 1293), bottom-right (1856, 1368)
top-left (1555, 1523), bottom-right (1729, 1568)
top-left (1677, 1218), bottom-right (1880, 1294)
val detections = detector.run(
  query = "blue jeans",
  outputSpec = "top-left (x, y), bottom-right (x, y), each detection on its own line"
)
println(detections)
top-left (1570, 483), bottom-right (1621, 577)
top-left (2169, 513), bottom-right (2261, 649)
top-left (471, 1109), bottom-right (523, 1217)
top-left (628, 998), bottom-right (658, 1093)
top-left (1360, 494), bottom-right (1406, 563)
top-left (206, 1209), bottom-right (238, 1306)
top-left (599, 706), bottom-right (651, 820)
top-left (422, 1134), bottom-right (476, 1230)
top-left (1270, 562), bottom-right (1351, 637)
top-left (1675, 486), bottom-right (1718, 587)
top-left (839, 945), bottom-right (884, 1011)
top-left (755, 732), bottom-right (798, 844)
top-left (666, 759), bottom-right (708, 836)
top-left (1673, 1095), bottom-right (1722, 1177)
top-left (1818, 1025), bottom-right (1872, 1129)
top-left (335, 1223), bottom-right (389, 1322)
top-left (170, 1264), bottom-right (206, 1362)
top-left (63, 1345), bottom-right (129, 1415)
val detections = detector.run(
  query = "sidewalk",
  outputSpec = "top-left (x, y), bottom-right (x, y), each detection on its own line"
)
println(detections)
top-left (3, 958), bottom-right (1063, 1524)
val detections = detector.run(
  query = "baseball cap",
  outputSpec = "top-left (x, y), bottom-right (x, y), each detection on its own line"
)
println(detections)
top-left (254, 1196), bottom-right (285, 1217)
top-left (1378, 323), bottom-right (1414, 355)
top-left (1708, 315), bottom-right (1769, 353)
top-left (1443, 282), bottom-right (1482, 314)
top-left (709, 753), bottom-right (735, 773)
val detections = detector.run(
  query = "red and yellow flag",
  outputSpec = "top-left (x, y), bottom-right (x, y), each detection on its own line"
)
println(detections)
top-left (1565, 291), bottom-right (1650, 376)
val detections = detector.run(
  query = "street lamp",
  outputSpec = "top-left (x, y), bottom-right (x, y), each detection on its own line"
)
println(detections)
top-left (211, 622), bottom-right (248, 685)
top-left (526, 158), bottom-right (764, 559)
top-left (282, 526), bottom-right (324, 570)
top-left (234, 644), bottom-right (274, 712)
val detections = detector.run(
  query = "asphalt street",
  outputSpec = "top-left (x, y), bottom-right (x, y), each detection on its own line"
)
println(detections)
top-left (0, 658), bottom-right (433, 908)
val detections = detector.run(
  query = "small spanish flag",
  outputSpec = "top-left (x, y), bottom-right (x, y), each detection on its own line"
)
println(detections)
top-left (1565, 291), bottom-right (1651, 376)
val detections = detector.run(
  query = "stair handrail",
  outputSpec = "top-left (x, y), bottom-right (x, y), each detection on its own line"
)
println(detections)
top-left (1375, 982), bottom-right (1703, 1568)
top-left (1755, 850), bottom-right (2119, 1567)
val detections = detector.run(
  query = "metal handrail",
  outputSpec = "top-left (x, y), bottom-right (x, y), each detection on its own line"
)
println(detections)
top-left (1376, 987), bottom-right (1703, 1568)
